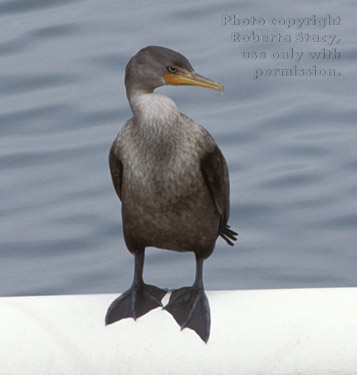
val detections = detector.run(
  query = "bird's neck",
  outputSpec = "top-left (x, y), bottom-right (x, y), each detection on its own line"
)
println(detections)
top-left (127, 90), bottom-right (180, 127)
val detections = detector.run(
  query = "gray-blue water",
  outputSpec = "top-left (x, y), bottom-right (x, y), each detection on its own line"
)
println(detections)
top-left (1, 0), bottom-right (356, 296)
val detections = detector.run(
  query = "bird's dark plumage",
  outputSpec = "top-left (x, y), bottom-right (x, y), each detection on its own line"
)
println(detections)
top-left (108, 148), bottom-right (123, 200)
top-left (105, 46), bottom-right (237, 342)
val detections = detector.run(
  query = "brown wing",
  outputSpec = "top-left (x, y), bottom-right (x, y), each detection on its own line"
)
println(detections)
top-left (109, 143), bottom-right (123, 201)
top-left (201, 145), bottom-right (238, 246)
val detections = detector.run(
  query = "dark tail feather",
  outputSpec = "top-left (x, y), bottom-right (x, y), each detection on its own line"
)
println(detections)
top-left (219, 225), bottom-right (238, 246)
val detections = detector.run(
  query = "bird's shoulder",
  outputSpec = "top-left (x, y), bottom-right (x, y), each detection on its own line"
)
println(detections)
top-left (110, 118), bottom-right (135, 158)
top-left (178, 112), bottom-right (217, 152)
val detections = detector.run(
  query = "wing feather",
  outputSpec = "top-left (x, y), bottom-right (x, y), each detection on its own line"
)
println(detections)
top-left (201, 146), bottom-right (238, 245)
top-left (109, 143), bottom-right (123, 201)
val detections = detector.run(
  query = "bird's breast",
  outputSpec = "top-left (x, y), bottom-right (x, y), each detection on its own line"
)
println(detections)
top-left (115, 110), bottom-right (219, 252)
top-left (118, 109), bottom-right (207, 210)
top-left (123, 140), bottom-right (204, 210)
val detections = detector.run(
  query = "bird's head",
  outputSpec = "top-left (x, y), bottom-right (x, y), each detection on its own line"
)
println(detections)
top-left (125, 46), bottom-right (224, 94)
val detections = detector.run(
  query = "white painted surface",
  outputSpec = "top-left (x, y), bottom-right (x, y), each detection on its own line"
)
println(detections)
top-left (1, 288), bottom-right (357, 375)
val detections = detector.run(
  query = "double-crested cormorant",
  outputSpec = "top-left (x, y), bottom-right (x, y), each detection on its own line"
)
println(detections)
top-left (105, 46), bottom-right (237, 342)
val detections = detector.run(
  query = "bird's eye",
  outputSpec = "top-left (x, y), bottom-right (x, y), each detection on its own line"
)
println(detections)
top-left (168, 66), bottom-right (178, 73)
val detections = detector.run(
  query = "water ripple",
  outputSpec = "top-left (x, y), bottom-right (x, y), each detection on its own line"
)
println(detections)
top-left (30, 23), bottom-right (82, 39)
top-left (0, 73), bottom-right (79, 95)
top-left (0, 104), bottom-right (72, 135)
top-left (0, 0), bottom-right (81, 15)
top-left (90, 53), bottom-right (129, 71)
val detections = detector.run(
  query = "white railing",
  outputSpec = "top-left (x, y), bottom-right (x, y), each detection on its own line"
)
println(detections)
top-left (1, 288), bottom-right (357, 374)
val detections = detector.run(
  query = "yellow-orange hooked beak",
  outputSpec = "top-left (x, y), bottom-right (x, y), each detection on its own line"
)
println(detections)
top-left (163, 70), bottom-right (224, 93)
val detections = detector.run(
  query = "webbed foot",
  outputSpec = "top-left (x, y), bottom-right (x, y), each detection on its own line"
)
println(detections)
top-left (105, 283), bottom-right (167, 325)
top-left (164, 286), bottom-right (210, 343)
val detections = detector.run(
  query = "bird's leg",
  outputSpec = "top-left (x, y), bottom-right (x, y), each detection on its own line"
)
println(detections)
top-left (105, 250), bottom-right (167, 325)
top-left (164, 255), bottom-right (211, 342)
